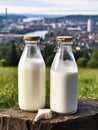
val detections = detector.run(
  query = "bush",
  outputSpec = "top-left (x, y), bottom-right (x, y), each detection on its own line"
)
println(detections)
top-left (87, 49), bottom-right (98, 68)
top-left (87, 59), bottom-right (98, 68)
top-left (77, 57), bottom-right (88, 68)
top-left (0, 59), bottom-right (8, 66)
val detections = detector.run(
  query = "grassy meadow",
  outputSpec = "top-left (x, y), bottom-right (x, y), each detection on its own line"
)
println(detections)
top-left (0, 67), bottom-right (98, 109)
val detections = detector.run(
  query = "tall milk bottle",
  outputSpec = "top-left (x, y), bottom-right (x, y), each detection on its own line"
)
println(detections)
top-left (18, 35), bottom-right (46, 111)
top-left (50, 36), bottom-right (78, 114)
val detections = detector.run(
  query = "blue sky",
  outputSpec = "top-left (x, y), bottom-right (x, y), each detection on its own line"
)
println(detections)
top-left (0, 0), bottom-right (98, 15)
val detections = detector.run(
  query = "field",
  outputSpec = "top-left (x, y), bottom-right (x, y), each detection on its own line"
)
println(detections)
top-left (0, 67), bottom-right (98, 109)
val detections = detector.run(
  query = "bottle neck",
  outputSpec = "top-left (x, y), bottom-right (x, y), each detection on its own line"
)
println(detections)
top-left (24, 43), bottom-right (39, 59)
top-left (59, 44), bottom-right (73, 61)
top-left (61, 45), bottom-right (72, 52)
top-left (57, 41), bottom-right (73, 52)
top-left (25, 39), bottom-right (39, 44)
top-left (24, 40), bottom-right (39, 50)
top-left (26, 43), bottom-right (37, 47)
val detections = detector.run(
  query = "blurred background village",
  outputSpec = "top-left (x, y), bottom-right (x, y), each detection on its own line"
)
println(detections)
top-left (0, 8), bottom-right (98, 68)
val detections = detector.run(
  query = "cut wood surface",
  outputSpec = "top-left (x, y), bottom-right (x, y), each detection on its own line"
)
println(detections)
top-left (0, 99), bottom-right (98, 130)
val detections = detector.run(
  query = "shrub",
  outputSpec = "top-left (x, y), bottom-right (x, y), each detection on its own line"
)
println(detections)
top-left (77, 57), bottom-right (88, 68)
top-left (0, 59), bottom-right (8, 66)
top-left (87, 49), bottom-right (98, 68)
top-left (87, 59), bottom-right (98, 68)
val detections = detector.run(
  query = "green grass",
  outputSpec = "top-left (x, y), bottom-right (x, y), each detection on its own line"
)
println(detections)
top-left (78, 68), bottom-right (98, 99)
top-left (0, 67), bottom-right (98, 108)
top-left (0, 67), bottom-right (18, 108)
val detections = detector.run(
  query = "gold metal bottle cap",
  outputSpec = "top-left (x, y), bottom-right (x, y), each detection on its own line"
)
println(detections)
top-left (57, 36), bottom-right (72, 42)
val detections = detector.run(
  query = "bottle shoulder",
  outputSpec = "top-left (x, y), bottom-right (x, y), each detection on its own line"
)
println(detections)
top-left (51, 49), bottom-right (78, 73)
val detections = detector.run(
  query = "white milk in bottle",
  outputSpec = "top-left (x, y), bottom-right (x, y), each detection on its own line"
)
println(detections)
top-left (50, 36), bottom-right (78, 114)
top-left (18, 35), bottom-right (46, 111)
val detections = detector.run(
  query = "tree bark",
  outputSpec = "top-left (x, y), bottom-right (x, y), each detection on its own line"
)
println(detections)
top-left (0, 99), bottom-right (98, 130)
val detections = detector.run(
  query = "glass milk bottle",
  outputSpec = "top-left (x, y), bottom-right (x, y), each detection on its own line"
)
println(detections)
top-left (18, 35), bottom-right (46, 111)
top-left (50, 36), bottom-right (78, 114)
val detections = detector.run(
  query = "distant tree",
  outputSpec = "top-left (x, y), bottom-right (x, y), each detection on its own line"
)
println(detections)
top-left (82, 50), bottom-right (90, 59)
top-left (42, 44), bottom-right (55, 66)
top-left (74, 51), bottom-right (83, 61)
top-left (45, 32), bottom-right (54, 40)
top-left (16, 44), bottom-right (23, 63)
top-left (46, 55), bottom-right (54, 67)
top-left (9, 42), bottom-right (18, 66)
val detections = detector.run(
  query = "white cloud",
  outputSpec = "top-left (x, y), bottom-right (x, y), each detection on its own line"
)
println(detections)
top-left (0, 0), bottom-right (98, 14)
top-left (0, 0), bottom-right (96, 6)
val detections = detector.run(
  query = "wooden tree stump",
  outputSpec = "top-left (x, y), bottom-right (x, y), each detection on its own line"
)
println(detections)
top-left (0, 99), bottom-right (98, 130)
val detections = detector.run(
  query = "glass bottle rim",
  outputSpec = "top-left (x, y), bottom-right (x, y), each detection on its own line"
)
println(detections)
top-left (23, 35), bottom-right (40, 44)
top-left (57, 36), bottom-right (72, 42)
top-left (56, 36), bottom-right (73, 46)
top-left (24, 35), bottom-right (40, 41)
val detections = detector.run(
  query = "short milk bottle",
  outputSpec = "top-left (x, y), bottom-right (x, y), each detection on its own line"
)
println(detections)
top-left (18, 35), bottom-right (46, 111)
top-left (50, 36), bottom-right (78, 114)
